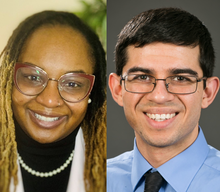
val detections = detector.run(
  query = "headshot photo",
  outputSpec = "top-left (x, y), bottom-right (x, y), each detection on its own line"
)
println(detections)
top-left (107, 0), bottom-right (220, 157)
top-left (107, 0), bottom-right (220, 191)
top-left (0, 1), bottom-right (106, 192)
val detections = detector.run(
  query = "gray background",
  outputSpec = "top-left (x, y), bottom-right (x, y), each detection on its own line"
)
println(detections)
top-left (107, 0), bottom-right (220, 158)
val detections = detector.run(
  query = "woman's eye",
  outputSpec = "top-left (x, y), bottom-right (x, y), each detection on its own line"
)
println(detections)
top-left (67, 82), bottom-right (81, 88)
top-left (26, 75), bottom-right (41, 82)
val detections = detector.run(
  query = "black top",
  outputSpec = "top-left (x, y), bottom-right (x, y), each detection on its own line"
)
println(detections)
top-left (15, 121), bottom-right (79, 192)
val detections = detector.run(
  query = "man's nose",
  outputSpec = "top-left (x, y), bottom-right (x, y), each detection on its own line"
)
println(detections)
top-left (145, 80), bottom-right (174, 104)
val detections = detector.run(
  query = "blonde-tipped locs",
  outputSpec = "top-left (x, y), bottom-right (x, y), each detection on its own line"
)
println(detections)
top-left (82, 100), bottom-right (106, 192)
top-left (0, 53), bottom-right (18, 192)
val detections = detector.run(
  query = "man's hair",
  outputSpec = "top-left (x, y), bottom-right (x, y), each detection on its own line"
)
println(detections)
top-left (0, 11), bottom-right (106, 192)
top-left (115, 7), bottom-right (215, 77)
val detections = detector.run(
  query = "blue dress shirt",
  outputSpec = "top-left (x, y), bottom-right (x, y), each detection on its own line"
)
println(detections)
top-left (107, 128), bottom-right (220, 192)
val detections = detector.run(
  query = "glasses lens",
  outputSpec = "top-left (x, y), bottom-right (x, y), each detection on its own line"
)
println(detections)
top-left (166, 76), bottom-right (197, 94)
top-left (16, 65), bottom-right (47, 95)
top-left (124, 74), bottom-right (155, 93)
top-left (58, 74), bottom-right (93, 102)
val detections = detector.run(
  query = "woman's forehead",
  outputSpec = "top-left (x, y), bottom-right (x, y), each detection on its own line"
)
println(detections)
top-left (18, 26), bottom-right (94, 76)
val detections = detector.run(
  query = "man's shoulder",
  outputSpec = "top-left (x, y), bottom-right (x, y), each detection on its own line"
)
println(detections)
top-left (107, 150), bottom-right (134, 192)
top-left (107, 150), bottom-right (134, 177)
top-left (189, 145), bottom-right (220, 191)
top-left (107, 150), bottom-right (134, 169)
top-left (204, 145), bottom-right (220, 172)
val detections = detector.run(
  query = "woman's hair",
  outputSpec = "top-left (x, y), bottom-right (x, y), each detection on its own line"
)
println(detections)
top-left (0, 10), bottom-right (106, 192)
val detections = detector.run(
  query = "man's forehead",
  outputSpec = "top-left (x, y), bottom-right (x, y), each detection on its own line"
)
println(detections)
top-left (125, 42), bottom-right (200, 57)
top-left (123, 43), bottom-right (201, 75)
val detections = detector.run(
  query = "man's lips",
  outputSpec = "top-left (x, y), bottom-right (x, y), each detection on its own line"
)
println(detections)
top-left (145, 113), bottom-right (177, 122)
top-left (143, 111), bottom-right (179, 129)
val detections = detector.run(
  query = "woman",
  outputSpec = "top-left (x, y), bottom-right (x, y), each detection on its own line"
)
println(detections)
top-left (0, 11), bottom-right (106, 192)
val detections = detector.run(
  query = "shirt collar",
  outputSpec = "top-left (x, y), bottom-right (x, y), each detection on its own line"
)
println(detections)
top-left (131, 139), bottom-right (152, 190)
top-left (131, 127), bottom-right (209, 192)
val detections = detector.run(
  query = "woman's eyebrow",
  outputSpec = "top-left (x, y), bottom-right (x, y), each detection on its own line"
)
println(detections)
top-left (65, 70), bottom-right (86, 74)
top-left (169, 68), bottom-right (198, 76)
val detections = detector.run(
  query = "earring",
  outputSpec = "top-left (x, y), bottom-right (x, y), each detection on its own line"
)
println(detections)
top-left (88, 98), bottom-right (92, 104)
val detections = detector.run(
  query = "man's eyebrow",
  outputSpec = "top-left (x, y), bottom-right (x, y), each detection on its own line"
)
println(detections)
top-left (170, 68), bottom-right (198, 76)
top-left (126, 67), bottom-right (154, 75)
top-left (125, 67), bottom-right (199, 76)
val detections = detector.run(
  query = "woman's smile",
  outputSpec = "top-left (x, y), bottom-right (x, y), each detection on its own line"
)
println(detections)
top-left (29, 109), bottom-right (67, 129)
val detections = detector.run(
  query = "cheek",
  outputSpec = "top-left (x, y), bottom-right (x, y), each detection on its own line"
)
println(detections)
top-left (122, 93), bottom-right (143, 124)
top-left (122, 91), bottom-right (143, 108)
top-left (11, 86), bottom-right (32, 130)
top-left (67, 100), bottom-right (89, 121)
top-left (12, 87), bottom-right (26, 112)
top-left (180, 91), bottom-right (203, 121)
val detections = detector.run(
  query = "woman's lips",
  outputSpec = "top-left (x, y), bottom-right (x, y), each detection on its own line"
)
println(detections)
top-left (35, 113), bottom-right (59, 122)
top-left (29, 110), bottom-right (66, 129)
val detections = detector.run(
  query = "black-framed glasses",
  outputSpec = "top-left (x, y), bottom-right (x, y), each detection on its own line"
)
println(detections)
top-left (120, 74), bottom-right (206, 94)
top-left (14, 63), bottom-right (95, 103)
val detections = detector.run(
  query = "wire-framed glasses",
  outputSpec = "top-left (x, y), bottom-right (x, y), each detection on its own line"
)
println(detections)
top-left (14, 63), bottom-right (95, 103)
top-left (120, 74), bottom-right (206, 94)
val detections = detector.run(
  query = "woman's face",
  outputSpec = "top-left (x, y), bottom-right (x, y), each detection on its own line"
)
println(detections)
top-left (12, 26), bottom-right (94, 143)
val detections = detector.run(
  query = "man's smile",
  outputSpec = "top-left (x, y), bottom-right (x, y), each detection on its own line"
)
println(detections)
top-left (146, 113), bottom-right (177, 122)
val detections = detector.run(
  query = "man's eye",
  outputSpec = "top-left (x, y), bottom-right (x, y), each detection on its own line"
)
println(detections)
top-left (173, 76), bottom-right (189, 81)
top-left (139, 75), bottom-right (149, 80)
top-left (171, 76), bottom-right (195, 84)
top-left (134, 74), bottom-right (150, 81)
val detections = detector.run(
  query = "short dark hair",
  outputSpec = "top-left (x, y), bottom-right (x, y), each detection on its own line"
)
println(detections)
top-left (115, 7), bottom-right (215, 77)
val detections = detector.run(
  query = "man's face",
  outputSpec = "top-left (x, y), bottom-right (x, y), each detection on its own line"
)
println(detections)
top-left (113, 43), bottom-right (208, 153)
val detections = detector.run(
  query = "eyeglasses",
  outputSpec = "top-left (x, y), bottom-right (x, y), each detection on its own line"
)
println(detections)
top-left (120, 74), bottom-right (206, 94)
top-left (14, 63), bottom-right (95, 103)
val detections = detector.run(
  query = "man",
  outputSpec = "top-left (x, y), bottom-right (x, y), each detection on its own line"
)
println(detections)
top-left (108, 8), bottom-right (220, 192)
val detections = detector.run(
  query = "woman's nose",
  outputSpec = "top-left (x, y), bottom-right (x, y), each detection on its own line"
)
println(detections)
top-left (36, 80), bottom-right (64, 108)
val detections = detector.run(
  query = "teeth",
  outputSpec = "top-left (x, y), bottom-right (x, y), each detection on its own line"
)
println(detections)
top-left (146, 113), bottom-right (176, 122)
top-left (35, 113), bottom-right (59, 122)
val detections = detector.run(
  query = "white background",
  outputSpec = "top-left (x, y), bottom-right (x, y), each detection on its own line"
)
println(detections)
top-left (0, 0), bottom-right (87, 53)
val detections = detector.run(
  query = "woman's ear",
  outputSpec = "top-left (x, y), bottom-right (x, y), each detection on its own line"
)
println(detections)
top-left (202, 76), bottom-right (220, 109)
top-left (108, 73), bottom-right (123, 106)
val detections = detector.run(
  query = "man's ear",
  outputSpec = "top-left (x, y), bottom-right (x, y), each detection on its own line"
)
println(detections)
top-left (202, 76), bottom-right (220, 109)
top-left (108, 73), bottom-right (123, 106)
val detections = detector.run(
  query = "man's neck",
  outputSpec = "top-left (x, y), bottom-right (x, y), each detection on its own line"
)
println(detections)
top-left (135, 128), bottom-right (199, 168)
